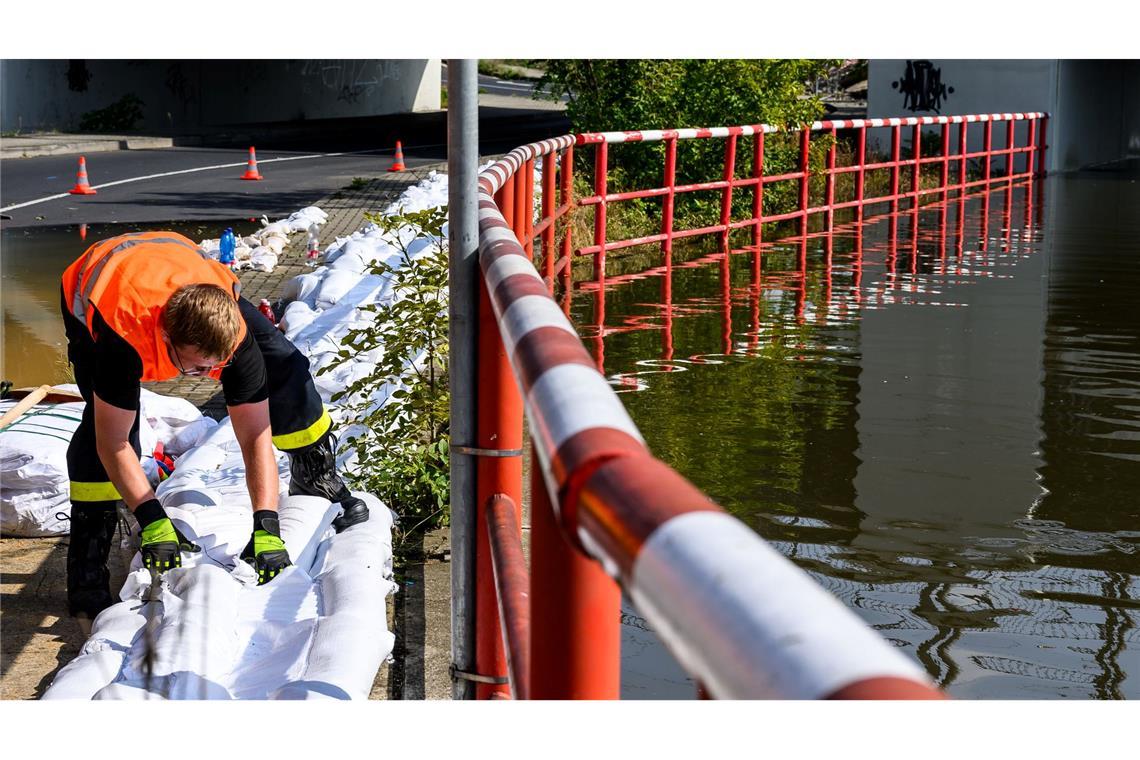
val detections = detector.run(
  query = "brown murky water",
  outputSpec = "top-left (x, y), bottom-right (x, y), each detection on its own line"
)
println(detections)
top-left (570, 173), bottom-right (1139, 698)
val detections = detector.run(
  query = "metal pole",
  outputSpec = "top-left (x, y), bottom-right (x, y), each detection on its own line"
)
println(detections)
top-left (447, 58), bottom-right (479, 701)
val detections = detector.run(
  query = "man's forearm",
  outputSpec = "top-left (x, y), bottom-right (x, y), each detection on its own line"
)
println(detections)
top-left (97, 439), bottom-right (156, 511)
top-left (229, 400), bottom-right (280, 512)
top-left (241, 435), bottom-right (281, 512)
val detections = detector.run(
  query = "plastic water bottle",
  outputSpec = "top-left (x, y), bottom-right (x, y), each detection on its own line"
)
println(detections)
top-left (306, 223), bottom-right (320, 262)
top-left (258, 299), bottom-right (276, 324)
top-left (219, 227), bottom-right (236, 268)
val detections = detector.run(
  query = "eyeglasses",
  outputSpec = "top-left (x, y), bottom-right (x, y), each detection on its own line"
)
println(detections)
top-left (165, 339), bottom-right (232, 376)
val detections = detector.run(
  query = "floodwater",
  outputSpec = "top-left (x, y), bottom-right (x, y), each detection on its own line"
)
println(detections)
top-left (1, 220), bottom-right (262, 388)
top-left (573, 173), bottom-right (1140, 699)
top-left (3, 175), bottom-right (1137, 700)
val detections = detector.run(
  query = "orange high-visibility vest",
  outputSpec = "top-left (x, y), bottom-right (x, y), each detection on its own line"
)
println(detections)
top-left (61, 231), bottom-right (246, 382)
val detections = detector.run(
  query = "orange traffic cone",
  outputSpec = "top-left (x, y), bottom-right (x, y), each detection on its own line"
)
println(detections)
top-left (69, 157), bottom-right (97, 195)
top-left (241, 146), bottom-right (264, 180)
top-left (78, 223), bottom-right (88, 240)
top-left (387, 140), bottom-right (406, 172)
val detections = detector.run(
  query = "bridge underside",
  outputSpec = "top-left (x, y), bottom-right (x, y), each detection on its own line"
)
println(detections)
top-left (0, 60), bottom-right (442, 134)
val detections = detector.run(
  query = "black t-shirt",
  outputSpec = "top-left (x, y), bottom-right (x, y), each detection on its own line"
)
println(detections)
top-left (90, 303), bottom-right (269, 411)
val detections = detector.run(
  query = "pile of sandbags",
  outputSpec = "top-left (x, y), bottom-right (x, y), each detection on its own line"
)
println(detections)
top-left (43, 418), bottom-right (396, 700)
top-left (197, 206), bottom-right (329, 273)
top-left (276, 172), bottom-right (450, 473)
top-left (0, 388), bottom-right (216, 537)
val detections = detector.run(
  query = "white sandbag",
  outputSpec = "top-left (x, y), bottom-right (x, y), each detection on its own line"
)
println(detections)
top-left (328, 250), bottom-right (367, 274)
top-left (0, 399), bottom-right (84, 536)
top-left (44, 489), bottom-right (395, 701)
top-left (281, 271), bottom-right (325, 307)
top-left (248, 247), bottom-right (278, 272)
top-left (279, 301), bottom-right (318, 339)
top-left (314, 269), bottom-right (365, 310)
top-left (140, 389), bottom-right (215, 457)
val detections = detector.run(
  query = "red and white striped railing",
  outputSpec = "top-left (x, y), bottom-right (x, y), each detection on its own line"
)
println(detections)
top-left (466, 113), bottom-right (1042, 699)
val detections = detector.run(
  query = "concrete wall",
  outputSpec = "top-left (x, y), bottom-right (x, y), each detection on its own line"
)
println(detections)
top-left (1054, 60), bottom-right (1140, 169)
top-left (0, 59), bottom-right (441, 133)
top-left (869, 59), bottom-right (1140, 173)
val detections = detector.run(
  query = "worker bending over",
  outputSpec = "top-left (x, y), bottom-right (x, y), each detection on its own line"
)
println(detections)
top-left (60, 231), bottom-right (367, 627)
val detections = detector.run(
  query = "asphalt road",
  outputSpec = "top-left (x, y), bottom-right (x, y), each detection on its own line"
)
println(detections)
top-left (440, 63), bottom-right (567, 103)
top-left (0, 146), bottom-right (441, 229)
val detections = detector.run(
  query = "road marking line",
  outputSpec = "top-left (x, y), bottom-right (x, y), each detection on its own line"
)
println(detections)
top-left (0, 151), bottom-right (349, 213)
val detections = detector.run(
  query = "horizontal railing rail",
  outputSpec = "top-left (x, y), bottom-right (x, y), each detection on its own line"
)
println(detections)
top-left (467, 112), bottom-right (1042, 699)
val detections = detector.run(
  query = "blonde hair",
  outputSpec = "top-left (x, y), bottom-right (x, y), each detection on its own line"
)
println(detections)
top-left (162, 284), bottom-right (241, 359)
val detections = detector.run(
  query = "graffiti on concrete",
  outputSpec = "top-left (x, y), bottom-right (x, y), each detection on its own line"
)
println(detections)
top-left (299, 60), bottom-right (403, 102)
top-left (892, 60), bottom-right (954, 114)
top-left (67, 60), bottom-right (92, 93)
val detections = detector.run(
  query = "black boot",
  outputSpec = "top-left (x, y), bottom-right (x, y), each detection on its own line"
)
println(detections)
top-left (287, 431), bottom-right (369, 532)
top-left (66, 500), bottom-right (120, 619)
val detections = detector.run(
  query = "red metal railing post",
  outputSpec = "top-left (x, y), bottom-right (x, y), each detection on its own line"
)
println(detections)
top-left (1037, 115), bottom-right (1049, 177)
top-left (663, 136), bottom-right (678, 264)
top-left (541, 153), bottom-right (556, 291)
top-left (516, 164), bottom-right (531, 258)
top-left (939, 123), bottom-right (950, 192)
top-left (825, 127), bottom-right (837, 232)
top-left (498, 176), bottom-right (515, 232)
top-left (890, 124), bottom-right (901, 213)
top-left (983, 119), bottom-right (993, 186)
top-left (752, 132), bottom-right (766, 250)
top-left (529, 446), bottom-right (621, 699)
top-left (559, 146), bottom-right (575, 303)
top-left (593, 142), bottom-right (609, 286)
top-left (720, 132), bottom-right (738, 253)
top-left (855, 126), bottom-right (866, 224)
top-left (474, 274), bottom-right (524, 699)
top-left (911, 123), bottom-right (922, 204)
top-left (798, 127), bottom-right (811, 238)
top-left (1026, 118), bottom-right (1037, 181)
top-left (1005, 118), bottom-right (1015, 182)
top-left (958, 121), bottom-right (968, 190)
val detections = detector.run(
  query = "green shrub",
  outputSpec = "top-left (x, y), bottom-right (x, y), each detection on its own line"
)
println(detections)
top-left (78, 94), bottom-right (145, 132)
top-left (321, 206), bottom-right (450, 541)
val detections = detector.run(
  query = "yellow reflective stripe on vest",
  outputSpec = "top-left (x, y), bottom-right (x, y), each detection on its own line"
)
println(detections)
top-left (70, 480), bottom-right (122, 502)
top-left (271, 408), bottom-right (332, 451)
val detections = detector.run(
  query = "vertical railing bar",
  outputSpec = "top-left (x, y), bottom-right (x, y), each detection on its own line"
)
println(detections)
top-left (911, 123), bottom-right (921, 206)
top-left (593, 143), bottom-right (609, 286)
top-left (939, 123), bottom-right (950, 190)
top-left (1030, 117), bottom-right (1039, 180)
top-left (1005, 118), bottom-right (1015, 183)
top-left (1037, 115), bottom-right (1049, 177)
top-left (825, 127), bottom-right (837, 232)
top-left (798, 127), bottom-right (811, 239)
top-left (541, 153), bottom-right (556, 292)
top-left (721, 133), bottom-right (738, 253)
top-left (958, 121), bottom-right (968, 191)
top-left (559, 145), bottom-right (575, 303)
top-left (983, 120), bottom-right (993, 187)
top-left (663, 136), bottom-right (678, 268)
top-left (515, 164), bottom-right (529, 257)
top-left (753, 131), bottom-right (766, 250)
top-left (855, 126), bottom-right (866, 226)
top-left (890, 125), bottom-right (901, 214)
top-left (525, 157), bottom-right (536, 256)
